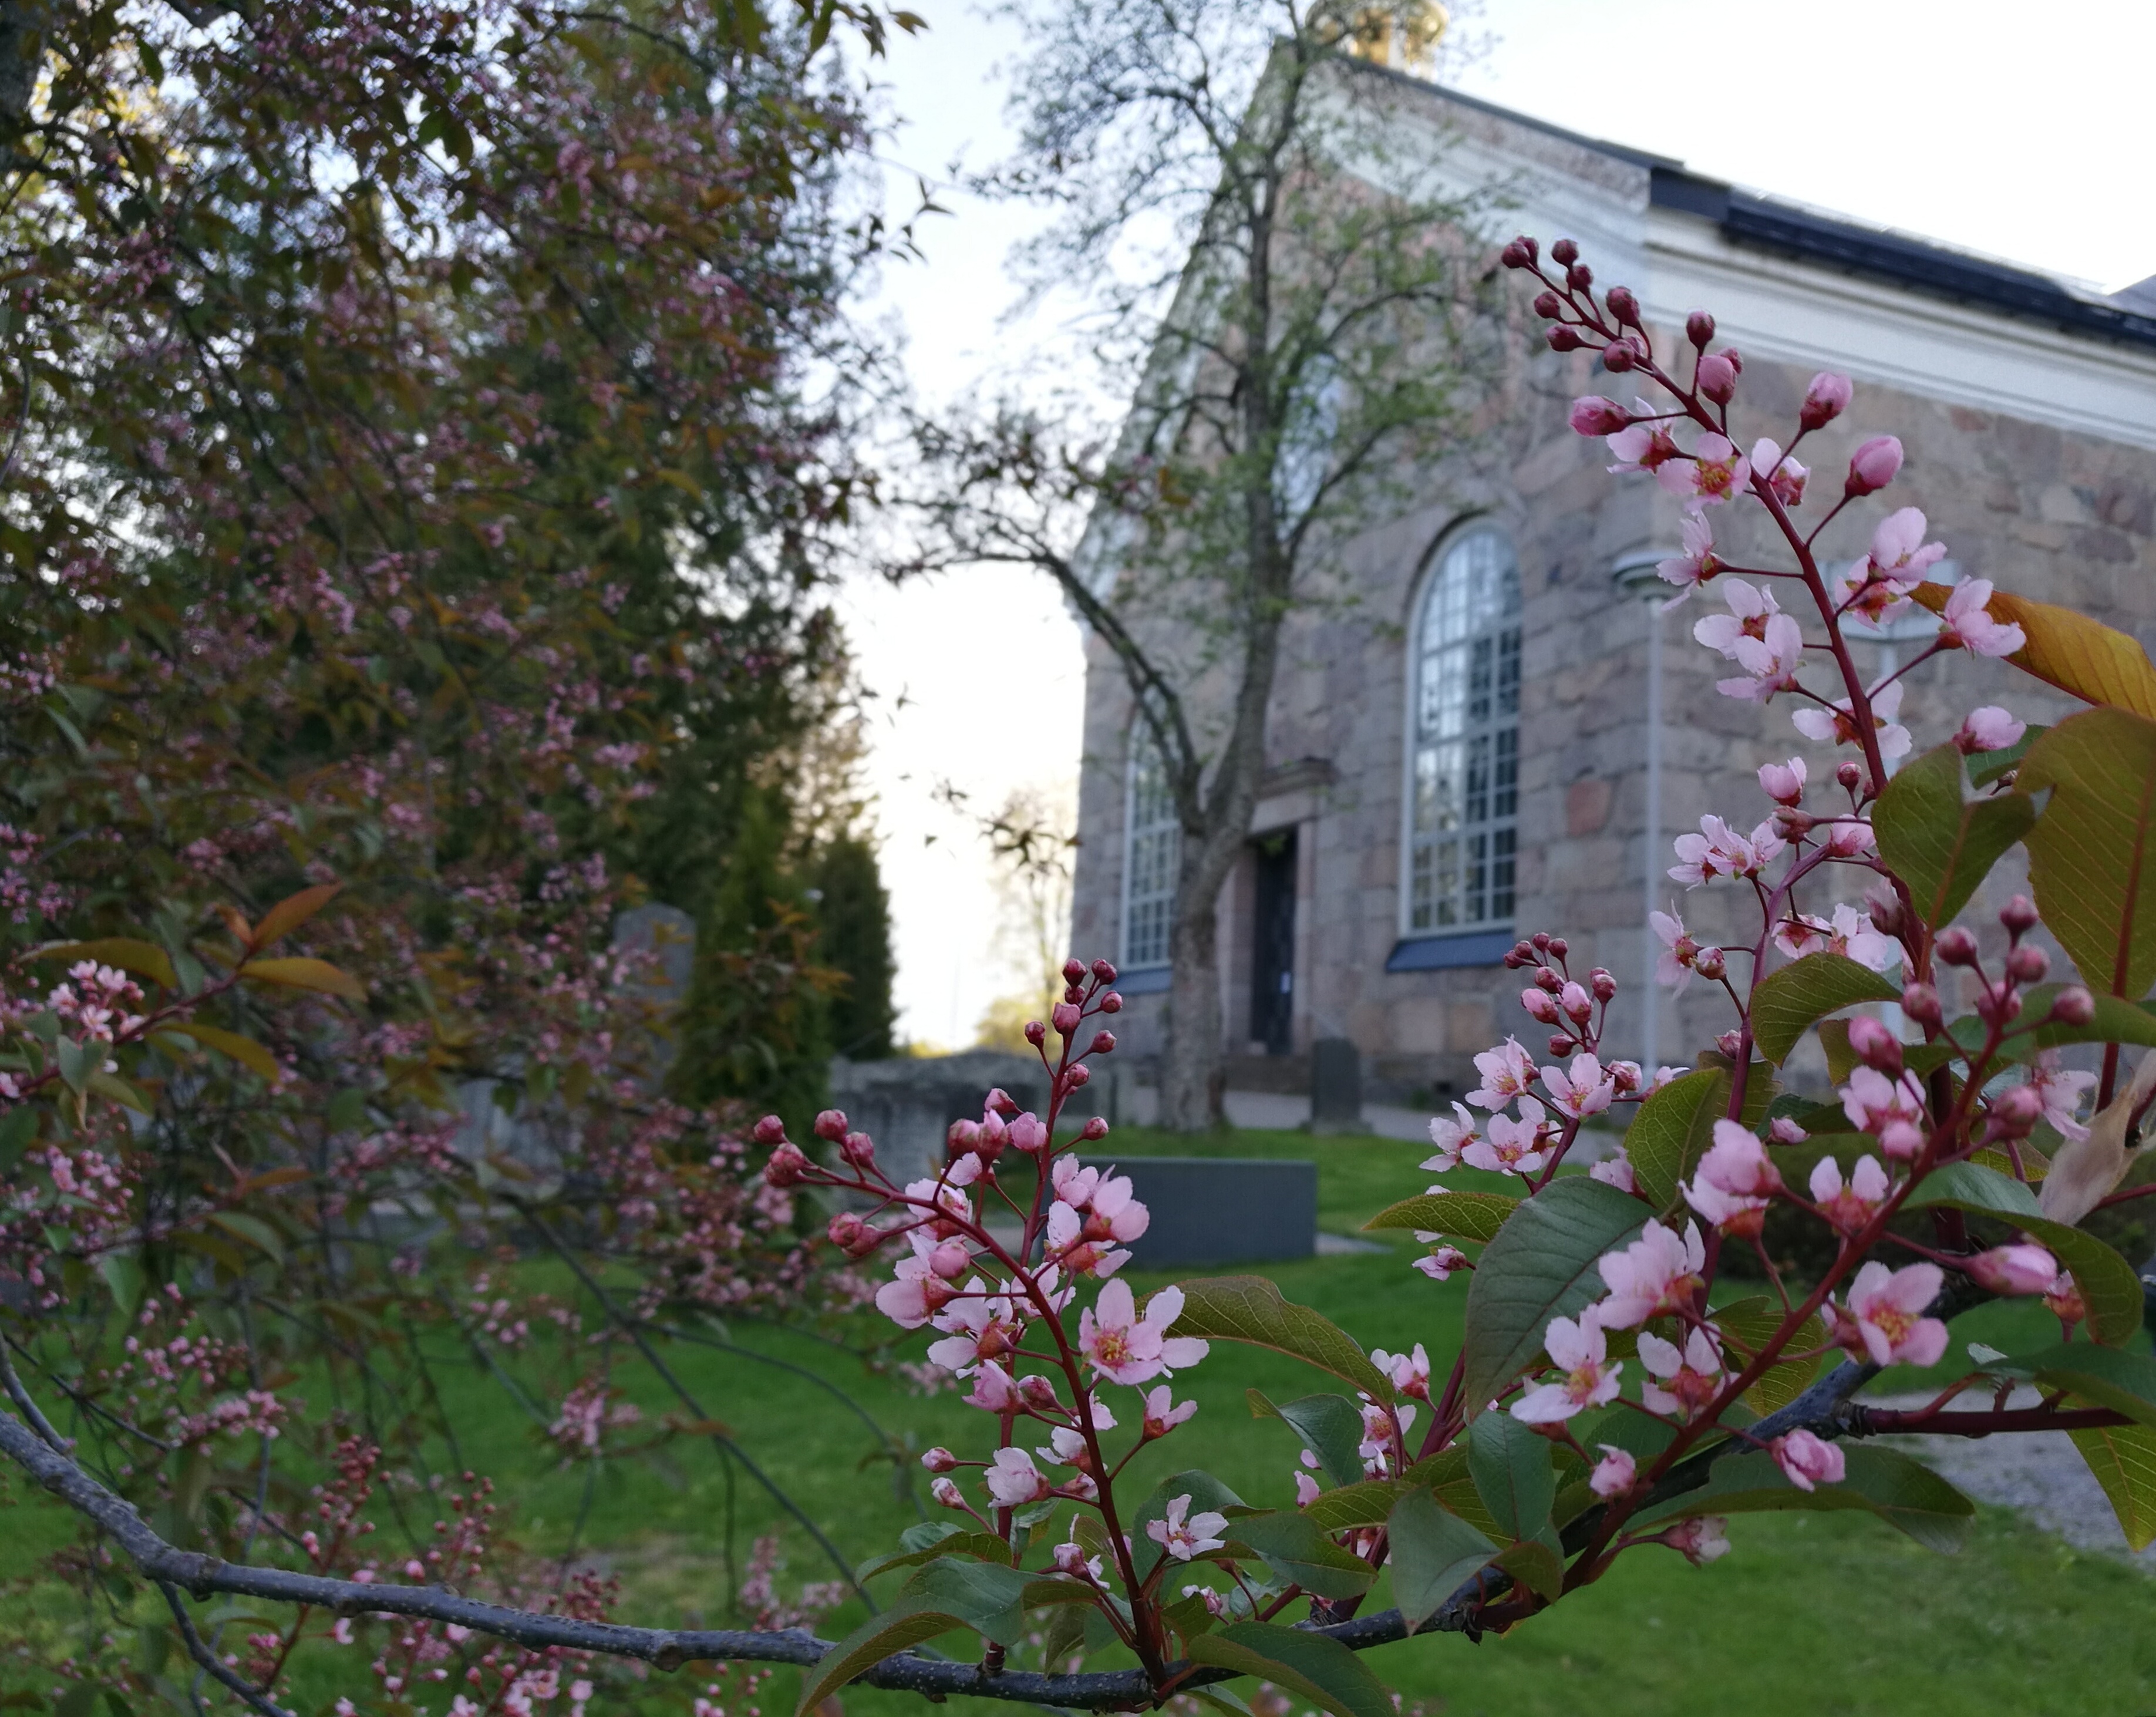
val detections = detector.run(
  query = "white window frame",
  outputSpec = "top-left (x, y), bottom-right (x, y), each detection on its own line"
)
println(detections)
top-left (1120, 725), bottom-right (1180, 970)
top-left (1400, 526), bottom-right (1523, 939)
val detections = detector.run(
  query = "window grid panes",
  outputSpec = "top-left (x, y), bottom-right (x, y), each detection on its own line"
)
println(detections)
top-left (1123, 730), bottom-right (1180, 968)
top-left (1406, 530), bottom-right (1522, 934)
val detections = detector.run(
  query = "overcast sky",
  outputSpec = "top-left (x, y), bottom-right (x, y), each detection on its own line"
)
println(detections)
top-left (838, 0), bottom-right (2156, 1047)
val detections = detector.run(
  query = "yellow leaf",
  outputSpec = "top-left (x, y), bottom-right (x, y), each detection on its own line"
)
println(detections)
top-left (28, 937), bottom-right (177, 991)
top-left (250, 881), bottom-right (344, 952)
top-left (160, 1022), bottom-right (282, 1082)
top-left (1912, 583), bottom-right (2156, 717)
top-left (240, 956), bottom-right (368, 1002)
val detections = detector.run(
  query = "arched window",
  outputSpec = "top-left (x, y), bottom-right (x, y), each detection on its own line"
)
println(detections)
top-left (1122, 726), bottom-right (1180, 969)
top-left (1404, 527), bottom-right (1522, 935)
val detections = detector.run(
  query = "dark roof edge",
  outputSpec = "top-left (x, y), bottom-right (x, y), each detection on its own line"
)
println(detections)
top-left (1649, 166), bottom-right (2156, 356)
top-left (1352, 63), bottom-right (1683, 173)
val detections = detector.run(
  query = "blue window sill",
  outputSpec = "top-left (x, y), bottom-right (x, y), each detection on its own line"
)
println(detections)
top-left (1386, 930), bottom-right (1514, 972)
top-left (1114, 965), bottom-right (1172, 995)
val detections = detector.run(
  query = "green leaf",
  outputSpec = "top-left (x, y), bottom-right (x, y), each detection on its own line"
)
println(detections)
top-left (2018, 707), bottom-right (2156, 1000)
top-left (0, 1105), bottom-right (36, 1171)
top-left (897, 1520), bottom-right (965, 1554)
top-left (160, 1022), bottom-right (281, 1083)
top-left (1467, 1410), bottom-right (1554, 1541)
top-left (1249, 1392), bottom-right (1366, 1488)
top-left (1911, 581), bottom-right (2156, 718)
top-left (793, 1601), bottom-right (968, 1715)
top-left (858, 1531), bottom-right (1009, 1583)
top-left (900, 1558), bottom-right (1034, 1646)
top-left (1231, 1511), bottom-right (1376, 1599)
top-left (1874, 742), bottom-right (2038, 930)
top-left (1987, 987), bottom-right (2156, 1055)
top-left (1712, 1295), bottom-right (1825, 1414)
top-left (1623, 1068), bottom-right (1727, 1208)
top-left (53, 1037), bottom-right (92, 1095)
top-left (96, 1251), bottom-right (146, 1319)
top-left (2069, 1420), bottom-right (2156, 1550)
top-left (1908, 1164), bottom-right (2142, 1344)
top-left (1299, 1479), bottom-right (1409, 1533)
top-left (1363, 1190), bottom-right (1516, 1241)
top-left (239, 955), bottom-right (368, 1002)
top-left (1968, 728), bottom-right (2044, 789)
top-left (1184, 1622), bottom-right (1392, 1717)
top-left (1167, 1277), bottom-right (1391, 1400)
top-left (1491, 1538), bottom-right (1564, 1602)
top-left (203, 1211), bottom-right (285, 1265)
top-left (1749, 954), bottom-right (1901, 1066)
top-left (1384, 1487), bottom-right (1496, 1633)
top-left (1636, 1445), bottom-right (1975, 1553)
top-left (2009, 1344), bottom-right (2156, 1432)
top-left (1461, 1177), bottom-right (1647, 1412)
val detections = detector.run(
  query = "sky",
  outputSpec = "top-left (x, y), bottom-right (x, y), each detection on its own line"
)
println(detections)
top-left (838, 0), bottom-right (2156, 1047)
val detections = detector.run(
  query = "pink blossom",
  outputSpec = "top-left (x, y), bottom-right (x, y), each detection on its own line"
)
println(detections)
top-left (1639, 1325), bottom-right (1723, 1419)
top-left (1077, 1280), bottom-right (1207, 1385)
top-left (1793, 677), bottom-right (1911, 762)
top-left (1589, 1445), bottom-right (1637, 1499)
top-left (1148, 1494), bottom-right (1229, 1561)
top-left (964, 1361), bottom-right (1024, 1414)
top-left (1463, 1097), bottom-right (1552, 1176)
top-left (1659, 433), bottom-right (1750, 510)
top-left (1750, 437), bottom-right (1808, 506)
top-left (1666, 1516), bottom-right (1731, 1564)
top-left (1938, 580), bottom-right (2026, 657)
top-left (1840, 1066), bottom-right (1928, 1157)
top-left (1835, 508), bottom-right (1943, 624)
top-left (1809, 1154), bottom-right (1891, 1235)
top-left (1467, 1038), bottom-right (1538, 1110)
top-left (1840, 1261), bottom-right (1948, 1366)
top-left (1414, 1244), bottom-right (1470, 1281)
top-left (1682, 1120), bottom-right (1783, 1234)
top-left (1656, 513), bottom-right (1724, 597)
top-left (1651, 909), bottom-right (1702, 992)
top-left (1801, 371), bottom-right (1853, 430)
top-left (1009, 1112), bottom-right (1049, 1153)
top-left (926, 1288), bottom-right (1022, 1375)
top-left (1718, 612), bottom-right (1806, 703)
top-left (1966, 1244), bottom-right (2060, 1297)
top-left (1569, 396), bottom-right (1633, 435)
top-left (1295, 1470), bottom-right (1322, 1507)
top-left (875, 1235), bottom-right (959, 1329)
top-left (1607, 412), bottom-right (1680, 473)
top-left (1758, 756), bottom-right (1807, 806)
top-left (1541, 1052), bottom-right (1615, 1119)
top-left (1819, 819), bottom-right (1878, 860)
top-left (2026, 1051), bottom-right (2097, 1142)
top-left (1589, 1149), bottom-right (1638, 1193)
top-left (1844, 434), bottom-right (1904, 496)
top-left (1955, 705), bottom-right (2026, 755)
top-left (1669, 814), bottom-right (1780, 888)
top-left (1596, 1220), bottom-right (1707, 1328)
top-left (1141, 1385), bottom-right (1197, 1436)
top-left (1512, 1308), bottom-right (1623, 1423)
top-left (1373, 1342), bottom-right (1432, 1400)
top-left (1770, 1429), bottom-right (1845, 1492)
top-left (985, 1446), bottom-right (1051, 1507)
top-left (1424, 1102), bottom-right (1482, 1172)
top-left (1693, 579), bottom-right (1782, 658)
top-left (1773, 903), bottom-right (1895, 970)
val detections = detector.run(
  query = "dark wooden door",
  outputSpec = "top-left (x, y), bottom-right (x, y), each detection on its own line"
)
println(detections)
top-left (1249, 830), bottom-right (1297, 1055)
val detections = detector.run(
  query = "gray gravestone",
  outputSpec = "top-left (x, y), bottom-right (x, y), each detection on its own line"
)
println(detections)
top-left (1080, 1156), bottom-right (1315, 1267)
top-left (610, 903), bottom-right (697, 1088)
top-left (1309, 1037), bottom-right (1366, 1133)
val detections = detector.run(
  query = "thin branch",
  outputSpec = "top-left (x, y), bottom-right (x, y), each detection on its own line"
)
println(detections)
top-left (157, 1582), bottom-right (295, 1717)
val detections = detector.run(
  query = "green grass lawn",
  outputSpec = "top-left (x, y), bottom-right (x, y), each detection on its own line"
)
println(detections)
top-left (5, 1127), bottom-right (2151, 1715)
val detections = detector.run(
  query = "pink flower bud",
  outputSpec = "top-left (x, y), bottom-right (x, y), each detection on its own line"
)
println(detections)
top-left (948, 1118), bottom-right (981, 1155)
top-left (1695, 946), bottom-right (1727, 981)
top-left (1019, 1373), bottom-right (1061, 1409)
top-left (1532, 964), bottom-right (1562, 993)
top-left (1569, 396), bottom-right (1633, 436)
top-left (827, 1212), bottom-right (866, 1250)
top-left (1092, 957), bottom-right (1118, 981)
top-left (752, 1115), bottom-right (788, 1145)
top-left (1898, 982), bottom-right (1940, 1026)
top-left (1591, 968), bottom-right (1617, 1002)
top-left (1836, 760), bottom-right (1864, 792)
top-left (1601, 336), bottom-right (1639, 372)
top-left (1847, 1015), bottom-right (1902, 1075)
top-left (929, 1476), bottom-right (966, 1509)
top-left (1696, 353), bottom-right (1737, 404)
top-left (1063, 958), bottom-right (1087, 983)
top-left (1025, 1019), bottom-right (1047, 1046)
top-left (1052, 1002), bottom-right (1082, 1037)
top-left (1845, 435), bottom-right (1904, 497)
top-left (1099, 991), bottom-right (1124, 1014)
top-left (1561, 981), bottom-right (1594, 1024)
top-left (1606, 285), bottom-right (1640, 326)
top-left (763, 1142), bottom-right (810, 1186)
top-left (2051, 987), bottom-right (2096, 1026)
top-left (1589, 1446), bottom-right (1636, 1499)
top-left (1532, 289), bottom-right (1562, 318)
top-left (1879, 1120), bottom-right (1926, 1160)
top-left (1770, 1429), bottom-right (1845, 1493)
top-left (1955, 705), bottom-right (2027, 755)
top-left (921, 1446), bottom-right (959, 1472)
top-left (842, 1130), bottom-right (876, 1168)
top-left (1081, 1116), bottom-right (1109, 1140)
top-left (1717, 1030), bottom-right (1744, 1059)
top-left (1997, 894), bottom-right (2038, 935)
top-left (1521, 987), bottom-right (1561, 1024)
top-left (2044, 1275), bottom-right (2087, 1327)
top-left (1801, 371), bottom-right (1852, 431)
top-left (1548, 1034), bottom-right (1577, 1057)
top-left (929, 1241), bottom-right (971, 1281)
top-left (1989, 1083), bottom-right (2044, 1134)
top-left (1566, 261), bottom-right (1592, 291)
top-left (1548, 937), bottom-right (1570, 959)
top-left (1500, 235), bottom-right (1538, 270)
top-left (1934, 928), bottom-right (1979, 966)
top-left (1966, 1244), bottom-right (2059, 1297)
top-left (1686, 309), bottom-right (1716, 348)
top-left (1768, 1116), bottom-right (1808, 1145)
top-left (1091, 1030), bottom-right (1117, 1055)
top-left (1551, 238), bottom-right (1579, 265)
top-left (1759, 759), bottom-right (1806, 805)
top-left (1546, 325), bottom-right (1584, 352)
top-left (2006, 945), bottom-right (2050, 984)
top-left (985, 1088), bottom-right (1020, 1119)
top-left (1053, 1539), bottom-right (1089, 1574)
top-left (1008, 1112), bottom-right (1047, 1153)
top-left (813, 1109), bottom-right (849, 1143)
top-left (1064, 1063), bottom-right (1092, 1088)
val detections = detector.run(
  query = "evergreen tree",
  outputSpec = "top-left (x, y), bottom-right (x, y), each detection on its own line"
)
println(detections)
top-left (813, 834), bottom-right (898, 1059)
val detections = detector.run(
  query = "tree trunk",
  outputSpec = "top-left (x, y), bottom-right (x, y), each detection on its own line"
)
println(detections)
top-left (1160, 878), bottom-right (1225, 1130)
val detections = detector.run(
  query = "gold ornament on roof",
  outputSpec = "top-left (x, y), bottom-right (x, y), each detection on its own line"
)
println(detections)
top-left (1328, 1), bottom-right (1448, 77)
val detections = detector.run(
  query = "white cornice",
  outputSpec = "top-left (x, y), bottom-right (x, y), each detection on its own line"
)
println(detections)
top-left (1643, 208), bottom-right (2156, 453)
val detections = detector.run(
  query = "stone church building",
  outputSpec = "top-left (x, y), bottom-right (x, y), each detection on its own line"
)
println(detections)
top-left (1067, 73), bottom-right (2156, 1109)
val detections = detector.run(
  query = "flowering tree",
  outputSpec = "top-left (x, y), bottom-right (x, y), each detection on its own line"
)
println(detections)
top-left (18, 221), bottom-right (2156, 1716)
